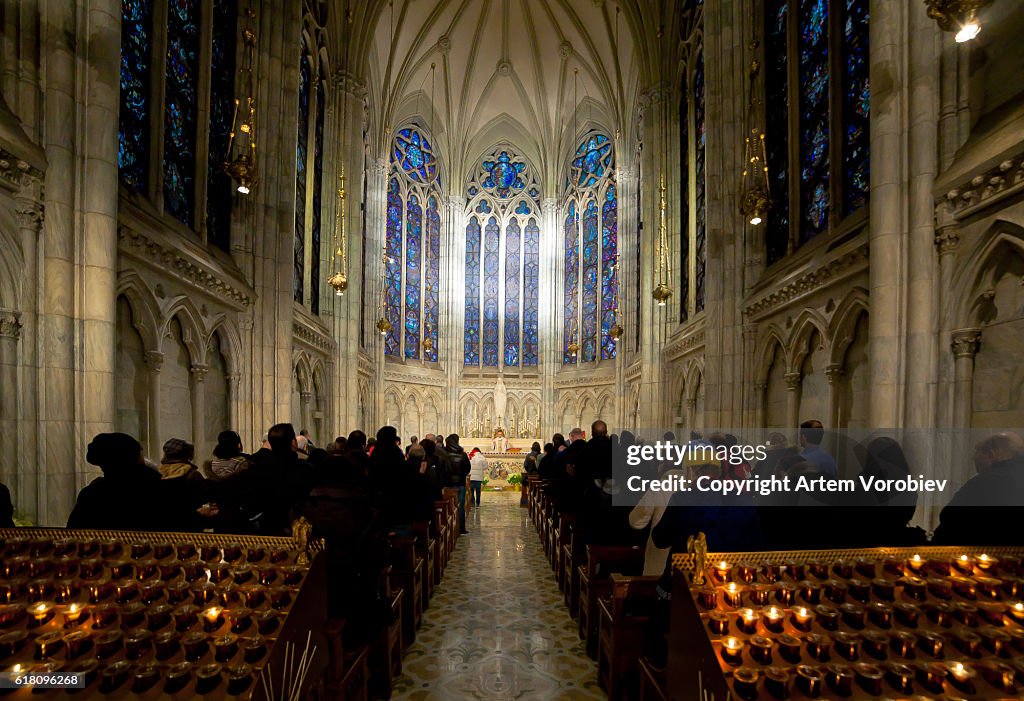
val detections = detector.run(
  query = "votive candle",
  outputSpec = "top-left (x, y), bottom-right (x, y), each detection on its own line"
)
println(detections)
top-left (791, 606), bottom-right (813, 632)
top-left (721, 636), bottom-right (744, 665)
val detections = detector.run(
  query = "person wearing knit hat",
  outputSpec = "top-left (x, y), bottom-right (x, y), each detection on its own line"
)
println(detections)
top-left (159, 438), bottom-right (202, 480)
top-left (203, 430), bottom-right (250, 481)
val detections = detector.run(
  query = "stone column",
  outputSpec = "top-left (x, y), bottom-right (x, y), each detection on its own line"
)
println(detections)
top-left (144, 351), bottom-right (164, 459)
top-left (825, 364), bottom-right (845, 428)
top-left (685, 397), bottom-right (697, 435)
top-left (190, 365), bottom-right (208, 450)
top-left (784, 372), bottom-right (802, 438)
top-left (445, 194), bottom-right (465, 427)
top-left (539, 196), bottom-right (559, 436)
top-left (0, 312), bottom-right (21, 494)
top-left (950, 329), bottom-right (980, 430)
top-left (300, 391), bottom-right (313, 437)
top-left (14, 196), bottom-right (42, 523)
top-left (753, 383), bottom-right (767, 431)
top-left (226, 373), bottom-right (241, 432)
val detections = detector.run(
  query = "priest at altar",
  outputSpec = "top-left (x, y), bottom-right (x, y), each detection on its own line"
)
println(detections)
top-left (491, 428), bottom-right (509, 453)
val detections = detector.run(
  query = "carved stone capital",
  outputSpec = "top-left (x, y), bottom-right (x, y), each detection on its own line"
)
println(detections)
top-left (447, 195), bottom-right (463, 212)
top-left (784, 372), bottom-right (802, 391)
top-left (14, 198), bottom-right (43, 232)
top-left (332, 69), bottom-right (367, 98)
top-left (145, 350), bottom-right (164, 372)
top-left (226, 373), bottom-right (241, 387)
top-left (824, 364), bottom-right (845, 385)
top-left (190, 364), bottom-right (209, 382)
top-left (685, 398), bottom-right (697, 411)
top-left (0, 311), bottom-right (22, 340)
top-left (935, 226), bottom-right (960, 256)
top-left (373, 158), bottom-right (388, 178)
top-left (0, 152), bottom-right (44, 190)
top-left (950, 329), bottom-right (982, 359)
top-left (541, 197), bottom-right (558, 215)
top-left (300, 391), bottom-right (313, 403)
top-left (753, 383), bottom-right (767, 395)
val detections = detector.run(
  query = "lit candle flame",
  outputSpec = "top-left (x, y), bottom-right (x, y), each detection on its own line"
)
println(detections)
top-left (1015, 602), bottom-right (1023, 612)
top-left (69, 603), bottom-right (79, 614)
top-left (724, 637), bottom-right (740, 650)
top-left (912, 554), bottom-right (921, 562)
top-left (727, 583), bottom-right (738, 592)
top-left (796, 607), bottom-right (809, 617)
top-left (767, 607), bottom-right (780, 619)
top-left (979, 554), bottom-right (989, 561)
top-left (205, 606), bottom-right (222, 620)
top-left (718, 561), bottom-right (729, 569)
top-left (960, 555), bottom-right (969, 562)
top-left (12, 664), bottom-right (22, 674)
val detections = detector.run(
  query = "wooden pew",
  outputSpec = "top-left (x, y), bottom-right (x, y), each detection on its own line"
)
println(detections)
top-left (562, 518), bottom-right (585, 616)
top-left (638, 657), bottom-right (669, 701)
top-left (577, 544), bottom-right (645, 658)
top-left (431, 501), bottom-right (448, 580)
top-left (389, 536), bottom-right (424, 646)
top-left (555, 513), bottom-right (578, 592)
top-left (410, 521), bottom-right (435, 604)
top-left (597, 573), bottom-right (661, 699)
top-left (368, 566), bottom-right (403, 698)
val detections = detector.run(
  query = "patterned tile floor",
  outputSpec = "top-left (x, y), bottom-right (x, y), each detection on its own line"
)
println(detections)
top-left (391, 491), bottom-right (606, 701)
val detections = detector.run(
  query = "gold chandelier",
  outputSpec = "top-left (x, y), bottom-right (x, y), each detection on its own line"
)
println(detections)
top-left (224, 9), bottom-right (258, 194)
top-left (653, 174), bottom-right (672, 306)
top-left (925, 0), bottom-right (992, 42)
top-left (376, 247), bottom-right (392, 336)
top-left (739, 42), bottom-right (770, 227)
top-left (608, 254), bottom-right (624, 342)
top-left (327, 167), bottom-right (348, 296)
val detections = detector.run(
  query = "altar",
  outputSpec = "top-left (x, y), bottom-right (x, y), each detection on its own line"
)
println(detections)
top-left (479, 452), bottom-right (531, 485)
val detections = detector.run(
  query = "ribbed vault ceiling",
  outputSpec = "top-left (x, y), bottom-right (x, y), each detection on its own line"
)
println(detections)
top-left (363, 0), bottom-right (642, 189)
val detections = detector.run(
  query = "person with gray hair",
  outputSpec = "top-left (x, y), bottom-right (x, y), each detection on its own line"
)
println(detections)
top-left (933, 432), bottom-right (1024, 545)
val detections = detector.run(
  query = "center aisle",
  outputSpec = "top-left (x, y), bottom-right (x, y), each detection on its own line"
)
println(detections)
top-left (391, 491), bottom-right (605, 700)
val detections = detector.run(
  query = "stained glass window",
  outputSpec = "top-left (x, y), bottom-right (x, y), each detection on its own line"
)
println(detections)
top-left (163, 0), bottom-right (201, 226)
top-left (482, 216), bottom-right (501, 367)
top-left (570, 134), bottom-right (613, 188)
top-left (481, 151), bottom-right (527, 199)
top-left (679, 78), bottom-right (690, 323)
top-left (765, 0), bottom-right (790, 264)
top-left (694, 50), bottom-right (707, 314)
top-left (581, 200), bottom-right (599, 362)
top-left (425, 196), bottom-right (440, 363)
top-left (206, 0), bottom-right (237, 252)
top-left (799, 0), bottom-right (830, 241)
top-left (504, 219), bottom-right (521, 366)
top-left (393, 128), bottom-right (437, 183)
top-left (842, 0), bottom-right (869, 214)
top-left (523, 219), bottom-right (540, 366)
top-left (293, 53), bottom-right (310, 303)
top-left (384, 177), bottom-right (403, 356)
top-left (464, 215), bottom-right (482, 366)
top-left (563, 203), bottom-right (579, 364)
top-left (119, 0), bottom-right (153, 192)
top-left (310, 79), bottom-right (324, 315)
top-left (404, 194), bottom-right (422, 359)
top-left (601, 186), bottom-right (618, 360)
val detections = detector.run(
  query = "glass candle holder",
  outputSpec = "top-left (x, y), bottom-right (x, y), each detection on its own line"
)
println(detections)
top-left (78, 558), bottom-right (103, 581)
top-left (696, 586), bottom-right (717, 610)
top-left (109, 560), bottom-right (133, 580)
top-left (791, 606), bottom-right (814, 632)
top-left (980, 627), bottom-right (1010, 656)
top-left (54, 557), bottom-right (78, 579)
top-left (952, 628), bottom-right (981, 657)
top-left (62, 603), bottom-right (86, 627)
top-left (166, 581), bottom-right (190, 604)
top-left (778, 634), bottom-right (802, 663)
top-left (978, 602), bottom-right (1005, 627)
top-left (927, 577), bottom-right (953, 600)
top-left (151, 541), bottom-right (173, 560)
top-left (762, 562), bottom-right (781, 583)
top-left (925, 601), bottom-right (954, 627)
top-left (795, 665), bottom-right (822, 697)
top-left (154, 631), bottom-right (180, 661)
top-left (130, 541), bottom-right (151, 560)
top-left (218, 584), bottom-right (241, 607)
top-left (854, 662), bottom-right (883, 695)
top-left (762, 606), bottom-right (784, 633)
top-left (269, 587), bottom-right (292, 610)
top-left (63, 630), bottom-right (92, 659)
top-left (240, 636), bottom-right (265, 663)
top-left (202, 606), bottom-right (225, 632)
top-left (832, 632), bottom-right (859, 661)
top-left (774, 583), bottom-right (796, 606)
top-left (983, 661), bottom-right (1017, 692)
top-left (135, 559), bottom-right (158, 581)
top-left (901, 575), bottom-right (927, 602)
top-left (99, 540), bottom-right (121, 559)
top-left (764, 667), bottom-right (790, 699)
top-left (145, 603), bottom-right (173, 632)
top-left (113, 579), bottom-right (138, 604)
top-left (732, 667), bottom-right (760, 700)
top-left (121, 602), bottom-right (146, 628)
top-left (854, 559), bottom-right (877, 579)
top-left (27, 560), bottom-right (53, 579)
top-left (165, 662), bottom-right (192, 693)
top-left (888, 631), bottom-right (916, 659)
top-left (823, 580), bottom-right (847, 604)
top-left (245, 547), bottom-right (265, 564)
top-left (872, 578), bottom-right (896, 602)
top-left (946, 661), bottom-right (976, 693)
top-left (0, 604), bottom-right (26, 628)
top-left (894, 602), bottom-right (921, 629)
top-left (94, 630), bottom-right (123, 660)
top-left (90, 604), bottom-right (118, 629)
top-left (174, 604), bottom-right (199, 632)
top-left (1007, 626), bottom-right (1024, 652)
top-left (196, 663), bottom-right (223, 694)
top-left (228, 607), bottom-right (253, 634)
top-left (916, 661), bottom-right (947, 692)
top-left (750, 635), bottom-right (773, 664)
top-left (782, 561), bottom-right (805, 582)
top-left (176, 543), bottom-right (197, 561)
top-left (52, 539), bottom-right (77, 558)
top-left (954, 602), bottom-right (979, 627)
top-left (847, 578), bottom-right (871, 603)
top-left (0, 630), bottom-right (29, 658)
top-left (182, 562), bottom-right (205, 583)
top-left (952, 554), bottom-right (974, 575)
top-left (906, 554), bottom-right (926, 574)
top-left (256, 611), bottom-right (279, 635)
top-left (723, 583), bottom-right (743, 609)
top-left (124, 628), bottom-right (152, 660)
top-left (257, 567), bottom-right (277, 586)
top-left (720, 636), bottom-right (744, 665)
top-left (825, 664), bottom-right (853, 696)
top-left (141, 581), bottom-right (165, 605)
top-left (271, 548), bottom-right (291, 564)
top-left (882, 558), bottom-right (904, 577)
top-left (0, 580), bottom-right (26, 605)
top-left (861, 630), bottom-right (889, 660)
top-left (27, 580), bottom-right (53, 604)
top-left (99, 659), bottom-right (131, 692)
top-left (975, 576), bottom-right (1002, 600)
top-left (132, 663), bottom-right (161, 693)
top-left (917, 631), bottom-right (944, 658)
top-left (183, 631), bottom-right (209, 662)
top-left (2, 556), bottom-right (28, 579)
top-left (747, 584), bottom-right (770, 607)
top-left (28, 601), bottom-right (54, 627)
top-left (226, 664), bottom-right (253, 696)
top-left (1009, 601), bottom-right (1024, 623)
top-left (807, 560), bottom-right (829, 580)
top-left (884, 661), bottom-right (915, 693)
top-left (737, 562), bottom-right (758, 585)
top-left (737, 608), bottom-right (759, 634)
top-left (159, 562), bottom-right (182, 581)
top-left (806, 633), bottom-right (831, 662)
top-left (798, 581), bottom-right (821, 605)
top-left (222, 544), bottom-right (243, 563)
top-left (209, 564), bottom-right (231, 584)
top-left (242, 586), bottom-right (265, 609)
top-left (867, 602), bottom-right (893, 629)
top-left (840, 603), bottom-right (865, 629)
top-left (814, 605), bottom-right (839, 631)
top-left (713, 560), bottom-right (732, 584)
top-left (214, 633), bottom-right (238, 662)
top-left (708, 612), bottom-right (729, 635)
top-left (951, 576), bottom-right (977, 601)
top-left (33, 631), bottom-right (63, 659)
top-left (201, 544), bottom-right (221, 562)
top-left (193, 583), bottom-right (217, 606)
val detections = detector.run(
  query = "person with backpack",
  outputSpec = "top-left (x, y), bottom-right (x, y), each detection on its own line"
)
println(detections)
top-left (444, 434), bottom-right (471, 534)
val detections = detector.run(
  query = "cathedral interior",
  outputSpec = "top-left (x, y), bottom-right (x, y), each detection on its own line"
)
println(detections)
top-left (0, 0), bottom-right (1022, 530)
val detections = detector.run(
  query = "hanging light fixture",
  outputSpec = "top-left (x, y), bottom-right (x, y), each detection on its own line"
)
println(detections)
top-left (925, 0), bottom-right (992, 42)
top-left (608, 254), bottom-right (624, 342)
top-left (653, 174), bottom-right (672, 306)
top-left (376, 247), bottom-right (393, 336)
top-left (327, 166), bottom-right (348, 295)
top-left (224, 8), bottom-right (258, 195)
top-left (739, 41), bottom-right (771, 227)
top-left (567, 317), bottom-right (581, 359)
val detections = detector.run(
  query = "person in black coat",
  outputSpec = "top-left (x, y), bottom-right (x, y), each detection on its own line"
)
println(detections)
top-left (0, 481), bottom-right (14, 527)
top-left (933, 433), bottom-right (1024, 545)
top-left (242, 423), bottom-right (315, 535)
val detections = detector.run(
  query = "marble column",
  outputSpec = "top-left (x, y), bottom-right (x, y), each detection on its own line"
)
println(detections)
top-left (14, 196), bottom-right (41, 524)
top-left (825, 364), bottom-right (845, 429)
top-left (446, 194), bottom-right (466, 427)
top-left (226, 373), bottom-right (241, 433)
top-left (190, 365), bottom-right (208, 451)
top-left (934, 216), bottom-right (960, 429)
top-left (0, 311), bottom-right (21, 496)
top-left (539, 197), bottom-right (559, 436)
top-left (950, 329), bottom-right (980, 430)
top-left (300, 391), bottom-right (313, 437)
top-left (753, 383), bottom-right (767, 431)
top-left (784, 372), bottom-right (802, 438)
top-left (144, 351), bottom-right (164, 459)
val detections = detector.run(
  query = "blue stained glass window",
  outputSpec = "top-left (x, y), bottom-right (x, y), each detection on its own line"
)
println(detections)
top-left (482, 216), bottom-right (501, 366)
top-left (563, 203), bottom-right (579, 364)
top-left (571, 134), bottom-right (614, 189)
top-left (515, 201), bottom-right (531, 216)
top-left (384, 178), bottom-right (403, 356)
top-left (310, 79), bottom-right (324, 315)
top-left (843, 0), bottom-right (869, 214)
top-left (206, 0), bottom-right (237, 252)
top-left (425, 196), bottom-right (440, 362)
top-left (393, 128), bottom-right (437, 183)
top-left (523, 219), bottom-right (540, 366)
top-left (482, 151), bottom-right (527, 199)
top-left (679, 71), bottom-right (690, 322)
top-left (504, 219), bottom-right (521, 366)
top-left (765, 0), bottom-right (790, 264)
top-left (694, 50), bottom-right (707, 313)
top-left (601, 186), bottom-right (618, 360)
top-left (404, 194), bottom-right (422, 358)
top-left (119, 0), bottom-right (153, 191)
top-left (293, 53), bottom-right (310, 303)
top-left (799, 0), bottom-right (830, 241)
top-left (163, 0), bottom-right (201, 226)
top-left (464, 216), bottom-right (482, 366)
top-left (581, 199), bottom-right (599, 362)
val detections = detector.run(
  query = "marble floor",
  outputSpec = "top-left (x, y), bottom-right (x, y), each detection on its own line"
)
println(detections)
top-left (391, 491), bottom-right (606, 701)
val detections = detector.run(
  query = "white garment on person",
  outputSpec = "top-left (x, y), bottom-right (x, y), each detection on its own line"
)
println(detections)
top-left (628, 469), bottom-right (686, 576)
top-left (469, 453), bottom-right (488, 481)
